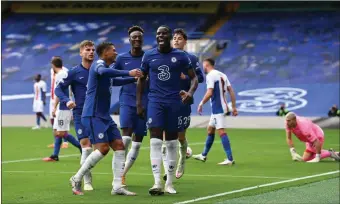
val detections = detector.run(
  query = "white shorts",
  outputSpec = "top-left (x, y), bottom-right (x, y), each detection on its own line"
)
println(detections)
top-left (49, 100), bottom-right (55, 118)
top-left (208, 113), bottom-right (226, 129)
top-left (33, 100), bottom-right (44, 113)
top-left (53, 109), bottom-right (72, 131)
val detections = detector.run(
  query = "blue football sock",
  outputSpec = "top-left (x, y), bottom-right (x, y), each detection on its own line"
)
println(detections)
top-left (53, 137), bottom-right (62, 156)
top-left (65, 134), bottom-right (81, 153)
top-left (63, 137), bottom-right (68, 143)
top-left (202, 134), bottom-right (215, 156)
top-left (36, 115), bottom-right (40, 126)
top-left (220, 133), bottom-right (233, 161)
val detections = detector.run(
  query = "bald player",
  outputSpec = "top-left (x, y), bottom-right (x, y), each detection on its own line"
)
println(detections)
top-left (285, 112), bottom-right (340, 163)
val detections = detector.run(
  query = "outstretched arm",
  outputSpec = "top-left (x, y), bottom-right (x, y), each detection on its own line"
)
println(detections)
top-left (111, 77), bottom-right (137, 86)
top-left (96, 61), bottom-right (142, 78)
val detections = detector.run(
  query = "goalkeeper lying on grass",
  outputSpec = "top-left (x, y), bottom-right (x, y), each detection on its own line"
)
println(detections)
top-left (285, 112), bottom-right (340, 163)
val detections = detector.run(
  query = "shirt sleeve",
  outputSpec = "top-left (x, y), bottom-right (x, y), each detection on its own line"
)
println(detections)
top-left (115, 55), bottom-right (123, 70)
top-left (183, 53), bottom-right (192, 72)
top-left (111, 77), bottom-right (136, 86)
top-left (55, 69), bottom-right (74, 104)
top-left (192, 56), bottom-right (204, 83)
top-left (95, 61), bottom-right (130, 77)
top-left (140, 53), bottom-right (149, 74)
top-left (206, 73), bottom-right (215, 89)
top-left (225, 74), bottom-right (231, 86)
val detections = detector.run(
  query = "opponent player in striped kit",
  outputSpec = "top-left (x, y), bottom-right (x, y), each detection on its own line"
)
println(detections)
top-left (32, 74), bottom-right (48, 130)
top-left (285, 112), bottom-right (340, 162)
top-left (48, 58), bottom-right (68, 148)
top-left (43, 57), bottom-right (81, 162)
top-left (194, 58), bottom-right (237, 165)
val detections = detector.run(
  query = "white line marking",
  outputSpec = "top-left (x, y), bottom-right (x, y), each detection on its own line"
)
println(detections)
top-left (1, 142), bottom-right (208, 164)
top-left (174, 170), bottom-right (340, 204)
top-left (2, 170), bottom-right (290, 180)
top-left (2, 154), bottom-right (79, 164)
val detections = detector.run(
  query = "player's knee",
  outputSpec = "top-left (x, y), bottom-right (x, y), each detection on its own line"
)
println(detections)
top-left (96, 144), bottom-right (110, 155)
top-left (150, 128), bottom-right (162, 139)
top-left (122, 128), bottom-right (133, 136)
top-left (80, 138), bottom-right (92, 148)
top-left (55, 131), bottom-right (64, 137)
top-left (165, 131), bottom-right (178, 141)
top-left (178, 131), bottom-right (186, 141)
top-left (133, 135), bottom-right (144, 143)
top-left (111, 140), bottom-right (125, 151)
top-left (217, 129), bottom-right (225, 136)
top-left (207, 126), bottom-right (215, 135)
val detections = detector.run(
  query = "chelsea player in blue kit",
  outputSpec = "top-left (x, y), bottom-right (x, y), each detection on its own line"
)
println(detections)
top-left (69, 42), bottom-right (142, 196)
top-left (137, 26), bottom-right (198, 195)
top-left (162, 28), bottom-right (204, 180)
top-left (55, 40), bottom-right (95, 191)
top-left (114, 26), bottom-right (149, 186)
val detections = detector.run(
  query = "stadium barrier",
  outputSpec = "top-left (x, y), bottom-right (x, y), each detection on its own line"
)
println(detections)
top-left (2, 115), bottom-right (339, 129)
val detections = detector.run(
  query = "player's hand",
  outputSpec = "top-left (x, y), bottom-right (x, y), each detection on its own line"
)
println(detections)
top-left (291, 153), bottom-right (302, 161)
top-left (180, 72), bottom-right (187, 80)
top-left (52, 108), bottom-right (57, 118)
top-left (232, 107), bottom-right (238, 116)
top-left (129, 69), bottom-right (143, 78)
top-left (307, 157), bottom-right (320, 163)
top-left (137, 104), bottom-right (145, 119)
top-left (179, 90), bottom-right (193, 104)
top-left (66, 101), bottom-right (76, 109)
top-left (197, 103), bottom-right (203, 115)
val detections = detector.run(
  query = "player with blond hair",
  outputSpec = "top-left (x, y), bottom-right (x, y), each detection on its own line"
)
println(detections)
top-left (285, 112), bottom-right (340, 162)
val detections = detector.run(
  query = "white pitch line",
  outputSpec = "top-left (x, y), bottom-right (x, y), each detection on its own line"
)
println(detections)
top-left (2, 170), bottom-right (290, 180)
top-left (2, 154), bottom-right (80, 164)
top-left (174, 170), bottom-right (340, 204)
top-left (1, 142), bottom-right (208, 164)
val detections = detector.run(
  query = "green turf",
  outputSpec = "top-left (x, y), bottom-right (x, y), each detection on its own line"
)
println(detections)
top-left (2, 127), bottom-right (339, 204)
top-left (218, 178), bottom-right (340, 204)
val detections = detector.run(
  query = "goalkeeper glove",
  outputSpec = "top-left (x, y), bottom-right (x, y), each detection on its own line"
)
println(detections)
top-left (290, 148), bottom-right (302, 161)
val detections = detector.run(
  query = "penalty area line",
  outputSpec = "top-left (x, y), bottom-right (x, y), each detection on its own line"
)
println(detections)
top-left (174, 170), bottom-right (340, 204)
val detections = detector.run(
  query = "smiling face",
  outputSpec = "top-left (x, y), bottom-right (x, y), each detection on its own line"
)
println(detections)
top-left (156, 26), bottom-right (171, 49)
top-left (129, 30), bottom-right (143, 49)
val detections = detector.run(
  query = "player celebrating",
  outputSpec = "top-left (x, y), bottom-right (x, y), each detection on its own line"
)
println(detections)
top-left (193, 58), bottom-right (237, 165)
top-left (69, 42), bottom-right (142, 196)
top-left (137, 25), bottom-right (198, 195)
top-left (48, 58), bottom-right (68, 148)
top-left (43, 57), bottom-right (81, 162)
top-left (114, 26), bottom-right (149, 186)
top-left (285, 112), bottom-right (340, 162)
top-left (32, 74), bottom-right (48, 130)
top-left (162, 28), bottom-right (204, 180)
top-left (55, 40), bottom-right (95, 191)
